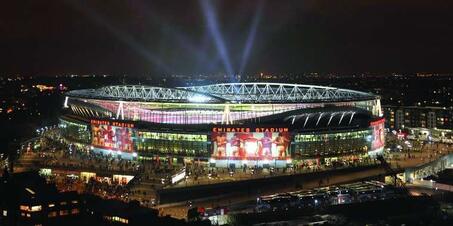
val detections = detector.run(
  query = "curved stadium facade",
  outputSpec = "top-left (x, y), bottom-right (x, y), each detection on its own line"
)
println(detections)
top-left (59, 83), bottom-right (385, 168)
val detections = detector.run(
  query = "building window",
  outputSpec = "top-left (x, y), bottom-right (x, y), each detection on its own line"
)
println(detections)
top-left (31, 205), bottom-right (42, 212)
top-left (48, 211), bottom-right (57, 218)
top-left (19, 205), bottom-right (30, 211)
top-left (71, 208), bottom-right (79, 215)
top-left (113, 216), bottom-right (129, 224)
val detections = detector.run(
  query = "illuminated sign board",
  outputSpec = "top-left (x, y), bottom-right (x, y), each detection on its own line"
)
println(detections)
top-left (90, 119), bottom-right (134, 128)
top-left (80, 172), bottom-right (96, 183)
top-left (113, 174), bottom-right (134, 185)
top-left (212, 127), bottom-right (289, 133)
top-left (370, 118), bottom-right (385, 150)
top-left (212, 128), bottom-right (291, 160)
top-left (91, 120), bottom-right (134, 152)
top-left (171, 168), bottom-right (186, 184)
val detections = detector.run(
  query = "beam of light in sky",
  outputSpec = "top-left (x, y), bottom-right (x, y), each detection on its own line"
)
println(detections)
top-left (199, 0), bottom-right (235, 80)
top-left (65, 0), bottom-right (171, 73)
top-left (239, 1), bottom-right (264, 76)
top-left (205, 54), bottom-right (223, 72)
top-left (194, 31), bottom-right (223, 73)
top-left (161, 26), bottom-right (210, 65)
top-left (128, 1), bottom-right (213, 72)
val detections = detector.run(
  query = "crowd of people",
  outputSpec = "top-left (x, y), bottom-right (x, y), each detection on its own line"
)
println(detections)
top-left (39, 147), bottom-right (140, 174)
top-left (85, 177), bottom-right (130, 200)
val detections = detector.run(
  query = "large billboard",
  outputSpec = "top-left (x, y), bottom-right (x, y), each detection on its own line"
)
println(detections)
top-left (370, 118), bottom-right (385, 150)
top-left (91, 120), bottom-right (134, 152)
top-left (211, 127), bottom-right (290, 160)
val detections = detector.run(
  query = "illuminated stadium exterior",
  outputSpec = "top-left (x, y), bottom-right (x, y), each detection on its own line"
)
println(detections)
top-left (59, 83), bottom-right (385, 168)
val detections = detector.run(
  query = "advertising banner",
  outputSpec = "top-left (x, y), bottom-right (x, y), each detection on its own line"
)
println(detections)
top-left (371, 119), bottom-right (385, 150)
top-left (212, 128), bottom-right (290, 160)
top-left (91, 121), bottom-right (134, 152)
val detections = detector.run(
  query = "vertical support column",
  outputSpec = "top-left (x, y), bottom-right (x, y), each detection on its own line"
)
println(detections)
top-left (316, 113), bottom-right (324, 126)
top-left (221, 104), bottom-right (232, 125)
top-left (63, 96), bottom-right (69, 108)
top-left (116, 101), bottom-right (124, 120)
top-left (376, 99), bottom-right (383, 117)
top-left (327, 113), bottom-right (336, 126)
top-left (338, 112), bottom-right (346, 125)
top-left (303, 114), bottom-right (310, 128)
top-left (349, 112), bottom-right (356, 125)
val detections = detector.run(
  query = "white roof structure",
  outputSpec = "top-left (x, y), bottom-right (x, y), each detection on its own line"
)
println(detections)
top-left (67, 82), bottom-right (377, 103)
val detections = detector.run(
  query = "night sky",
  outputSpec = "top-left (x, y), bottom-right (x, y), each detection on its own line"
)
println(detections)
top-left (1, 0), bottom-right (453, 76)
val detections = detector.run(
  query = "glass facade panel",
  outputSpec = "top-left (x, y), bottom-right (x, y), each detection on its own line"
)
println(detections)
top-left (134, 131), bottom-right (209, 157)
top-left (293, 130), bottom-right (372, 158)
top-left (59, 119), bottom-right (91, 143)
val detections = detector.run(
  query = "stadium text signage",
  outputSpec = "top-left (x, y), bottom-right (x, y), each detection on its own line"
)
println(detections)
top-left (90, 119), bottom-right (134, 128)
top-left (212, 127), bottom-right (289, 133)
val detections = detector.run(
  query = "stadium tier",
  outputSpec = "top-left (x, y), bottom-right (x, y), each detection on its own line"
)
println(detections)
top-left (59, 83), bottom-right (385, 168)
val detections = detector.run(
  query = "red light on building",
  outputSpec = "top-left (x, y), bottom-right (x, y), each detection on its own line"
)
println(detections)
top-left (370, 118), bottom-right (385, 126)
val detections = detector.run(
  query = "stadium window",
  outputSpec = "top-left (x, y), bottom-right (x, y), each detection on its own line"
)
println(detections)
top-left (20, 205), bottom-right (30, 211)
top-left (112, 216), bottom-right (129, 224)
top-left (48, 211), bottom-right (57, 218)
top-left (30, 205), bottom-right (42, 212)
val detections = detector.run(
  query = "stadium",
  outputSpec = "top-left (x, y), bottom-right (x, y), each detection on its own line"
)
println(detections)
top-left (59, 83), bottom-right (385, 168)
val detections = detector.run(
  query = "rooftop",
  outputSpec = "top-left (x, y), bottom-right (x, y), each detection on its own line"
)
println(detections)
top-left (66, 82), bottom-right (378, 104)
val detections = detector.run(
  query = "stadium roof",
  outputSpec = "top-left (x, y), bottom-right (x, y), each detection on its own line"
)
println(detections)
top-left (66, 85), bottom-right (225, 103)
top-left (66, 83), bottom-right (378, 103)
